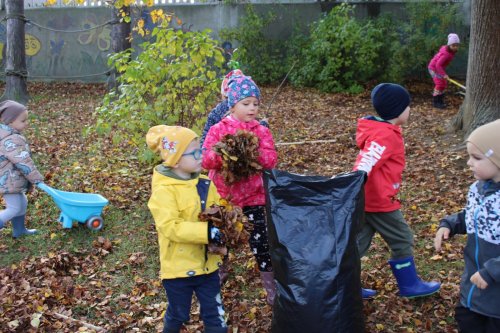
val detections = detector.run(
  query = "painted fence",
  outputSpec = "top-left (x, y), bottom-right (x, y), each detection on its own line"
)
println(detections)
top-left (0, 1), bottom-right (467, 83)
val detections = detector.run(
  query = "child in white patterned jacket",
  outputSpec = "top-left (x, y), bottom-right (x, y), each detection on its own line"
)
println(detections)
top-left (435, 120), bottom-right (500, 333)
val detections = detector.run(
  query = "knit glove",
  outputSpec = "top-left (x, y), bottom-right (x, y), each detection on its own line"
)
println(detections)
top-left (208, 225), bottom-right (224, 246)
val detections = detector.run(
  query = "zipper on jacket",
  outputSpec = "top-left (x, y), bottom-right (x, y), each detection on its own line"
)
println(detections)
top-left (467, 202), bottom-right (483, 308)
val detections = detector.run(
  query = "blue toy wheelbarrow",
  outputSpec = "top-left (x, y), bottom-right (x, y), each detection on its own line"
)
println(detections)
top-left (37, 183), bottom-right (109, 230)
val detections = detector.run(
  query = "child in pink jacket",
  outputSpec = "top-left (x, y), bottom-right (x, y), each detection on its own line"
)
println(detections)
top-left (202, 75), bottom-right (278, 305)
top-left (428, 33), bottom-right (460, 109)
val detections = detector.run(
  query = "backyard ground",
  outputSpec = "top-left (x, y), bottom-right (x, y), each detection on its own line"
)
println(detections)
top-left (0, 82), bottom-right (469, 332)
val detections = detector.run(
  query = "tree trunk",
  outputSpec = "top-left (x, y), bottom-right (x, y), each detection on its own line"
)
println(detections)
top-left (107, 5), bottom-right (131, 91)
top-left (453, 0), bottom-right (500, 136)
top-left (1, 0), bottom-right (28, 103)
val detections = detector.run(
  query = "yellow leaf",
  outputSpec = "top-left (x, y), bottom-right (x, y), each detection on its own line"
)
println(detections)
top-left (411, 205), bottom-right (417, 210)
top-left (376, 323), bottom-right (384, 330)
top-left (430, 254), bottom-right (442, 261)
top-left (246, 260), bottom-right (255, 269)
top-left (235, 222), bottom-right (243, 232)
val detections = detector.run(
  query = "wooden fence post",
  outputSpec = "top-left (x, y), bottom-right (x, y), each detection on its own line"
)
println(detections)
top-left (2, 0), bottom-right (28, 103)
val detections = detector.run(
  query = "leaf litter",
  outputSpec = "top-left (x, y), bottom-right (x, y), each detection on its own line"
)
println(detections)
top-left (0, 82), bottom-right (468, 332)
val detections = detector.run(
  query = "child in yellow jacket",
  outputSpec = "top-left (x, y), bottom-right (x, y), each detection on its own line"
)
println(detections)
top-left (146, 125), bottom-right (227, 333)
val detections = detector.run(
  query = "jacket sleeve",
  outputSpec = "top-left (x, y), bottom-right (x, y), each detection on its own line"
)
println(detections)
top-left (200, 102), bottom-right (226, 147)
top-left (202, 125), bottom-right (223, 170)
top-left (4, 135), bottom-right (44, 184)
top-left (480, 256), bottom-right (500, 286)
top-left (435, 52), bottom-right (452, 76)
top-left (200, 112), bottom-right (215, 147)
top-left (353, 134), bottom-right (392, 176)
top-left (148, 187), bottom-right (209, 244)
top-left (256, 126), bottom-right (278, 169)
top-left (439, 210), bottom-right (466, 236)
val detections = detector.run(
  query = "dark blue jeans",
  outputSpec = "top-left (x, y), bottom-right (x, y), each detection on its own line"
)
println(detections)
top-left (455, 305), bottom-right (500, 333)
top-left (162, 271), bottom-right (226, 332)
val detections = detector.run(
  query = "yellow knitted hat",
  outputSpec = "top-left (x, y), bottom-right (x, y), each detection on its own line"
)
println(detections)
top-left (467, 119), bottom-right (500, 168)
top-left (146, 125), bottom-right (198, 166)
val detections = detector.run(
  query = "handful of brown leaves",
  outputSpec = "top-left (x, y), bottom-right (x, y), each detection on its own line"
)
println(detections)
top-left (199, 199), bottom-right (252, 255)
top-left (212, 130), bottom-right (262, 185)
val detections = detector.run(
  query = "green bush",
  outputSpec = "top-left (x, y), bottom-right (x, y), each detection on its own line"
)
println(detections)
top-left (219, 5), bottom-right (287, 84)
top-left (89, 24), bottom-right (225, 163)
top-left (378, 0), bottom-right (464, 82)
top-left (290, 4), bottom-right (384, 93)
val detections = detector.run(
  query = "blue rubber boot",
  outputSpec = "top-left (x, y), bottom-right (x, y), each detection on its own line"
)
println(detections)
top-left (362, 288), bottom-right (377, 299)
top-left (389, 256), bottom-right (440, 298)
top-left (11, 215), bottom-right (37, 238)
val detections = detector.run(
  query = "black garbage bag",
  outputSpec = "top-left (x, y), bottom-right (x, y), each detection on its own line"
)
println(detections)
top-left (264, 169), bottom-right (366, 333)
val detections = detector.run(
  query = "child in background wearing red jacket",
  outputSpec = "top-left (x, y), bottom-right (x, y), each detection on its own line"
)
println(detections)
top-left (428, 33), bottom-right (460, 109)
top-left (202, 75), bottom-right (278, 305)
top-left (353, 83), bottom-right (441, 299)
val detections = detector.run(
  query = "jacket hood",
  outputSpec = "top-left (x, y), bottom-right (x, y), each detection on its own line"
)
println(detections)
top-left (356, 117), bottom-right (401, 149)
top-left (220, 116), bottom-right (260, 131)
top-left (440, 45), bottom-right (457, 55)
top-left (0, 123), bottom-right (17, 140)
top-left (477, 179), bottom-right (500, 196)
top-left (151, 167), bottom-right (199, 189)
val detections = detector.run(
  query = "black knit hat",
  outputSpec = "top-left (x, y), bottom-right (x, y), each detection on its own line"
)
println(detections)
top-left (371, 83), bottom-right (411, 121)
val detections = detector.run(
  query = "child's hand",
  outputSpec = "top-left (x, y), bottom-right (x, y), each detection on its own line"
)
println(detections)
top-left (470, 272), bottom-right (488, 289)
top-left (434, 227), bottom-right (451, 252)
top-left (209, 226), bottom-right (225, 246)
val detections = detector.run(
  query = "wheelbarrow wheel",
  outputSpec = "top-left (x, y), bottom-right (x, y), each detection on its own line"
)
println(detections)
top-left (86, 216), bottom-right (103, 231)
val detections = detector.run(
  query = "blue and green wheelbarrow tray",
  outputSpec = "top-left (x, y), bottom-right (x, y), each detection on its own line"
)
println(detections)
top-left (37, 183), bottom-right (109, 230)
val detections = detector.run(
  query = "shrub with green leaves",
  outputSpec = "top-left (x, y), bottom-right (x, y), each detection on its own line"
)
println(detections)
top-left (290, 4), bottom-right (383, 93)
top-left (219, 5), bottom-right (287, 84)
top-left (383, 1), bottom-right (463, 82)
top-left (90, 25), bottom-right (225, 163)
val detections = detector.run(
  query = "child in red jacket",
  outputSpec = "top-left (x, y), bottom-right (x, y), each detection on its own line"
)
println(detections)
top-left (428, 33), bottom-right (460, 109)
top-left (353, 83), bottom-right (441, 299)
top-left (202, 75), bottom-right (278, 305)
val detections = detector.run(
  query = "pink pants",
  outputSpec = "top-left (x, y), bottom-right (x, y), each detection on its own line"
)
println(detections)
top-left (429, 69), bottom-right (447, 95)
